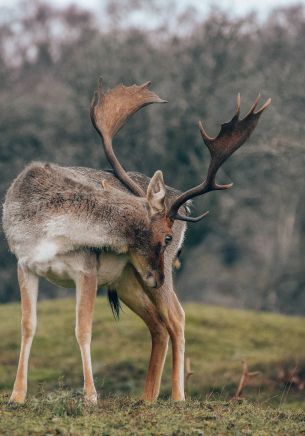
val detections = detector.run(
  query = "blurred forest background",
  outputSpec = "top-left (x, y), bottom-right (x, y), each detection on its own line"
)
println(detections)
top-left (0, 0), bottom-right (304, 314)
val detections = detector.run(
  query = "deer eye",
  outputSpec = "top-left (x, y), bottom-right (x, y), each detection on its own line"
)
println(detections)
top-left (165, 235), bottom-right (173, 245)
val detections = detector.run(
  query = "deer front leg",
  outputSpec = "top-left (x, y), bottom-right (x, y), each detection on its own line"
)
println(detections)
top-left (10, 265), bottom-right (39, 403)
top-left (75, 272), bottom-right (98, 404)
top-left (115, 265), bottom-right (169, 401)
top-left (143, 325), bottom-right (169, 401)
top-left (152, 287), bottom-right (185, 401)
top-left (169, 298), bottom-right (185, 401)
top-left (167, 294), bottom-right (185, 401)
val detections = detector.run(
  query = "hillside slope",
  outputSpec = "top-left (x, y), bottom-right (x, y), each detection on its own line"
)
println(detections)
top-left (0, 297), bottom-right (304, 434)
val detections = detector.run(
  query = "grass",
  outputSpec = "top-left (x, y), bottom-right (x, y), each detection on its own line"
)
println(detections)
top-left (0, 297), bottom-right (305, 434)
top-left (1, 394), bottom-right (305, 435)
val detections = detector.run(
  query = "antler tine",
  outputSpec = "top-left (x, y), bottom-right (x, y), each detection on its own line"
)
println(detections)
top-left (255, 97), bottom-right (272, 115)
top-left (167, 93), bottom-right (271, 222)
top-left (244, 93), bottom-right (261, 117)
top-left (236, 92), bottom-right (241, 118)
top-left (90, 78), bottom-right (167, 197)
top-left (198, 120), bottom-right (213, 144)
top-left (175, 210), bottom-right (210, 223)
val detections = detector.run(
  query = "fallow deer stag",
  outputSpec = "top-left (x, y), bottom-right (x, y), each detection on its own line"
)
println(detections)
top-left (2, 79), bottom-right (270, 404)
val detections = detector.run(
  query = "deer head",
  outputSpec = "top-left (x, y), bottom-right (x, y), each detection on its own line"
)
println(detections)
top-left (90, 79), bottom-right (271, 288)
top-left (101, 169), bottom-right (173, 288)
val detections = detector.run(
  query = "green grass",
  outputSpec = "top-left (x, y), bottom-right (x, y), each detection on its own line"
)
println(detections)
top-left (0, 297), bottom-right (305, 435)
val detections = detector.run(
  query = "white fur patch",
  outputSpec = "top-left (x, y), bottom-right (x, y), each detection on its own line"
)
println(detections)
top-left (176, 222), bottom-right (187, 252)
top-left (33, 240), bottom-right (58, 263)
top-left (44, 215), bottom-right (128, 253)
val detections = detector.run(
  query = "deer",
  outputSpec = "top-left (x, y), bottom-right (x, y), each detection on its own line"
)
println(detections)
top-left (2, 79), bottom-right (271, 404)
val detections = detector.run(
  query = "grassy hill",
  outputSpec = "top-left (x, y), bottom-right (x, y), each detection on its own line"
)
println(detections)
top-left (0, 297), bottom-right (304, 434)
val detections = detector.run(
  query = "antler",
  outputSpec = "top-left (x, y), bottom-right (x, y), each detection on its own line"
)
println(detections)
top-left (167, 94), bottom-right (271, 222)
top-left (90, 78), bottom-right (167, 197)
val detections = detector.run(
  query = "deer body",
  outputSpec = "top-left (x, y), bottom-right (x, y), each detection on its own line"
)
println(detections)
top-left (3, 79), bottom-right (270, 405)
top-left (4, 162), bottom-right (184, 288)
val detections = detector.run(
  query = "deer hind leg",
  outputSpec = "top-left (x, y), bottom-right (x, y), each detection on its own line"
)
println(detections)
top-left (75, 272), bottom-right (98, 404)
top-left (10, 264), bottom-right (38, 403)
top-left (115, 265), bottom-right (169, 401)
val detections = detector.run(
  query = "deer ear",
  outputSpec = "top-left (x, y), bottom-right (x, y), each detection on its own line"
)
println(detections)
top-left (147, 170), bottom-right (166, 215)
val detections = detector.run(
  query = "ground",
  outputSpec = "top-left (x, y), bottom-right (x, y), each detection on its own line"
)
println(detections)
top-left (0, 297), bottom-right (304, 435)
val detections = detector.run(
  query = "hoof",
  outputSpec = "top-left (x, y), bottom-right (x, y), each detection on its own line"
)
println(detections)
top-left (171, 394), bottom-right (185, 401)
top-left (84, 393), bottom-right (98, 405)
top-left (142, 393), bottom-right (157, 402)
top-left (9, 391), bottom-right (26, 404)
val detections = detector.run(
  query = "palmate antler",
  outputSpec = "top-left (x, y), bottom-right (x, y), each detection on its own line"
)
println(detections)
top-left (167, 94), bottom-right (271, 222)
top-left (90, 78), bottom-right (167, 197)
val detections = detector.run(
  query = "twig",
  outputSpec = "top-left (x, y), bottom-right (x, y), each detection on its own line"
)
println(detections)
top-left (234, 361), bottom-right (260, 400)
top-left (185, 357), bottom-right (194, 394)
